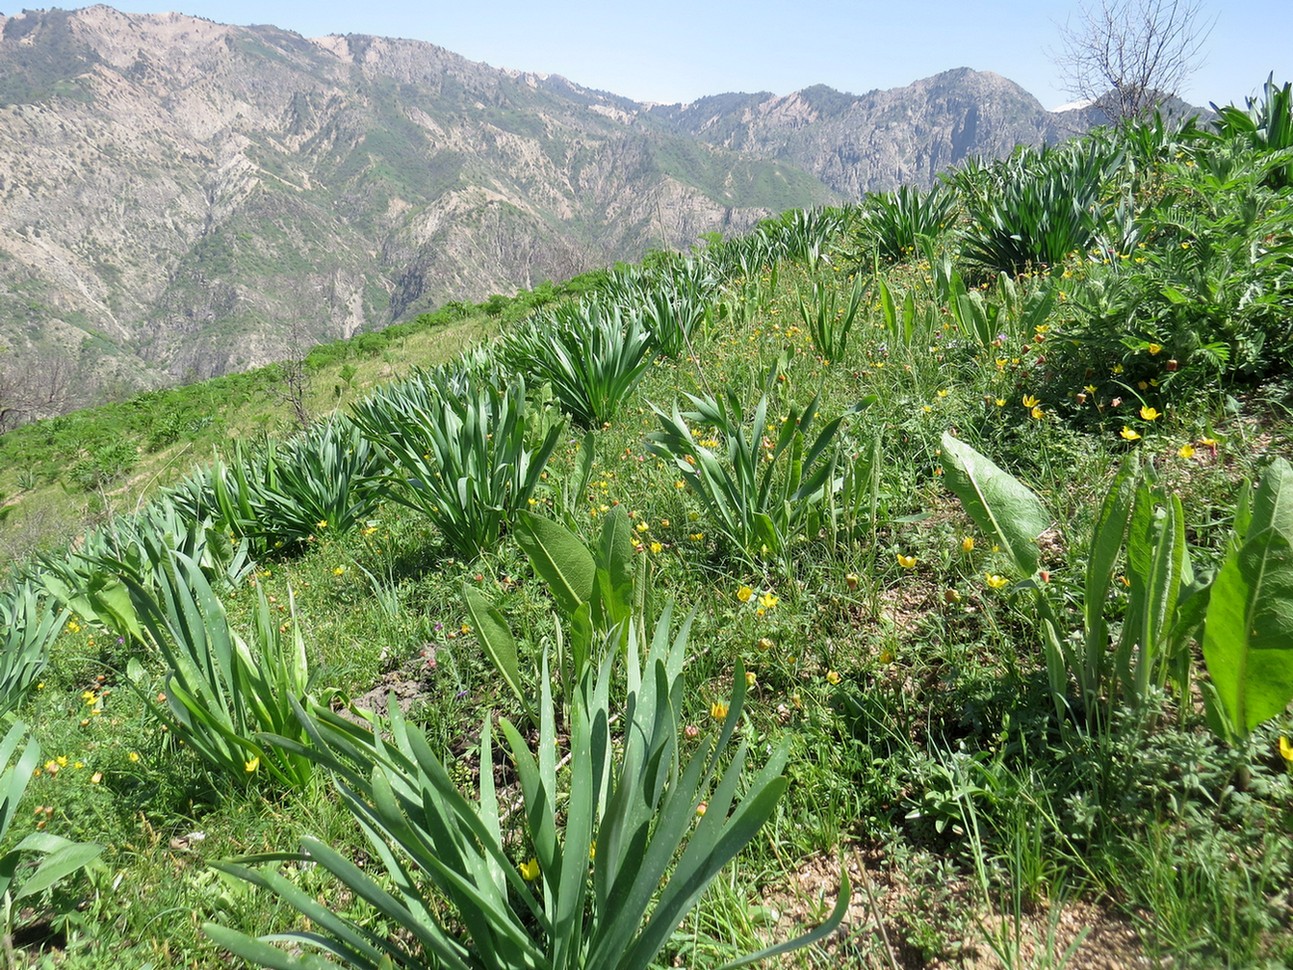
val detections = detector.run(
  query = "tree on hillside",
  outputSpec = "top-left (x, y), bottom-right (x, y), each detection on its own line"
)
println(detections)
top-left (1057, 0), bottom-right (1213, 121)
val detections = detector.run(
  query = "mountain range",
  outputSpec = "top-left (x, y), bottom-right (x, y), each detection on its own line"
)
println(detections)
top-left (0, 5), bottom-right (1111, 421)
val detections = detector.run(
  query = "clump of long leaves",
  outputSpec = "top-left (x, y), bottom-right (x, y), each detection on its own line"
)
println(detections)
top-left (0, 722), bottom-right (104, 942)
top-left (963, 141), bottom-right (1122, 273)
top-left (0, 582), bottom-right (65, 718)
top-left (210, 416), bottom-right (385, 552)
top-left (1211, 74), bottom-right (1293, 188)
top-left (122, 550), bottom-right (316, 789)
top-left (39, 497), bottom-right (253, 645)
top-left (798, 271), bottom-right (866, 362)
top-left (648, 388), bottom-right (856, 562)
top-left (205, 604), bottom-right (847, 969)
top-left (853, 184), bottom-right (957, 261)
top-left (637, 258), bottom-right (716, 359)
top-left (352, 370), bottom-right (562, 558)
top-left (497, 300), bottom-right (652, 428)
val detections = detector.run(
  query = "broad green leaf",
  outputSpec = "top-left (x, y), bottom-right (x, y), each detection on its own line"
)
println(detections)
top-left (940, 432), bottom-right (1052, 576)
top-left (515, 510), bottom-right (595, 615)
top-left (461, 585), bottom-right (534, 724)
top-left (14, 839), bottom-right (103, 899)
top-left (1202, 458), bottom-right (1293, 738)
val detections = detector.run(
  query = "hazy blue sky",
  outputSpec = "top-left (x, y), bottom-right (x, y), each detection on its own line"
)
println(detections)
top-left (53, 1), bottom-right (1293, 110)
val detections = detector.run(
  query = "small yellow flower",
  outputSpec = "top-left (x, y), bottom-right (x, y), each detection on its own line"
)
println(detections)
top-left (1139, 405), bottom-right (1160, 421)
top-left (736, 585), bottom-right (754, 603)
top-left (845, 572), bottom-right (859, 589)
top-left (1120, 426), bottom-right (1141, 441)
top-left (316, 519), bottom-right (328, 529)
top-left (589, 841), bottom-right (596, 861)
top-left (710, 700), bottom-right (729, 721)
top-left (758, 591), bottom-right (779, 610)
top-left (649, 541), bottom-right (663, 555)
top-left (936, 389), bottom-right (949, 398)
top-left (659, 518), bottom-right (670, 528)
top-left (82, 690), bottom-right (97, 704)
top-left (994, 398), bottom-right (1006, 407)
top-left (1112, 363), bottom-right (1125, 375)
top-left (90, 771), bottom-right (103, 785)
top-left (756, 637), bottom-right (774, 652)
top-left (896, 553), bottom-right (917, 569)
top-left (961, 537), bottom-right (975, 553)
top-left (745, 671), bottom-right (757, 688)
top-left (636, 521), bottom-right (650, 533)
top-left (56, 756), bottom-right (68, 767)
top-left (244, 756), bottom-right (260, 773)
top-left (1178, 443), bottom-right (1196, 459)
top-left (985, 573), bottom-right (1010, 590)
top-left (1021, 394), bottom-right (1039, 408)
top-left (519, 857), bottom-right (541, 881)
top-left (127, 752), bottom-right (140, 763)
top-left (1147, 343), bottom-right (1163, 355)
top-left (1280, 736), bottom-right (1293, 763)
top-left (333, 566), bottom-right (346, 576)
top-left (1030, 405), bottom-right (1044, 420)
top-left (825, 670), bottom-right (841, 685)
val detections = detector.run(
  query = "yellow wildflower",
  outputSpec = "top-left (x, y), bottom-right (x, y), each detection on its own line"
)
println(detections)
top-left (1022, 394), bottom-right (1040, 408)
top-left (1139, 406), bottom-right (1160, 421)
top-left (1178, 443), bottom-right (1196, 459)
top-left (1147, 343), bottom-right (1162, 355)
top-left (1120, 426), bottom-right (1141, 441)
top-left (985, 574), bottom-right (1010, 590)
top-left (758, 591), bottom-right (779, 610)
top-left (519, 857), bottom-right (540, 881)
top-left (1030, 406), bottom-right (1044, 420)
top-left (710, 700), bottom-right (729, 721)
top-left (736, 586), bottom-right (754, 603)
top-left (961, 537), bottom-right (975, 553)
top-left (333, 566), bottom-right (345, 576)
top-left (1280, 737), bottom-right (1293, 763)
top-left (649, 541), bottom-right (663, 555)
top-left (244, 756), bottom-right (260, 773)
top-left (825, 670), bottom-right (841, 685)
top-left (896, 553), bottom-right (917, 569)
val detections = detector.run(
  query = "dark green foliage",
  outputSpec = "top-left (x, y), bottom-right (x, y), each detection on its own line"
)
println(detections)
top-left (963, 140), bottom-right (1122, 274)
top-left (852, 184), bottom-right (957, 262)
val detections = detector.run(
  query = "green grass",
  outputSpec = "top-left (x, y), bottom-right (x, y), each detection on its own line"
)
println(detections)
top-left (1, 110), bottom-right (1292, 968)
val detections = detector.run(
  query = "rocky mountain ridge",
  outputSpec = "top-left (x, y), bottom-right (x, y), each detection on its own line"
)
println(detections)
top-left (0, 5), bottom-right (1108, 423)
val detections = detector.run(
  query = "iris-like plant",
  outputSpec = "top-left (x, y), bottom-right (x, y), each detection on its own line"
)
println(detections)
top-left (648, 390), bottom-right (858, 562)
top-left (122, 550), bottom-right (316, 788)
top-left (0, 722), bottom-right (104, 949)
top-left (211, 417), bottom-right (384, 552)
top-left (497, 301), bottom-right (652, 428)
top-left (352, 371), bottom-right (562, 558)
top-left (0, 583), bottom-right (65, 719)
top-left (798, 272), bottom-right (866, 362)
top-left (205, 605), bottom-right (847, 969)
top-left (853, 184), bottom-right (957, 262)
top-left (963, 141), bottom-right (1121, 274)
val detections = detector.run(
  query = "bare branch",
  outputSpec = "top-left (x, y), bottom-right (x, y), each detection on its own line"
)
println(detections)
top-left (1056, 0), bottom-right (1213, 121)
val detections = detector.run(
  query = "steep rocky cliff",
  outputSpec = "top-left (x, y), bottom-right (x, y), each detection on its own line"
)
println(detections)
top-left (0, 7), bottom-right (1112, 421)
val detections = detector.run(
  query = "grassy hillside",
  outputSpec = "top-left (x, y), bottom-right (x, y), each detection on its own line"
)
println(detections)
top-left (1, 85), bottom-right (1292, 968)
